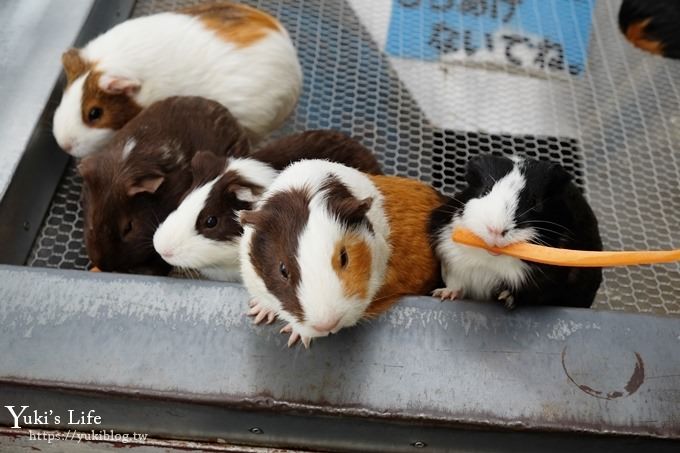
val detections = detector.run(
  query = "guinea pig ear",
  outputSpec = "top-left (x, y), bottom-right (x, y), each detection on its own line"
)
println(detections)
top-left (98, 73), bottom-right (141, 96)
top-left (334, 196), bottom-right (373, 226)
top-left (62, 48), bottom-right (88, 84)
top-left (465, 156), bottom-right (494, 185)
top-left (229, 184), bottom-right (261, 203)
top-left (190, 151), bottom-right (226, 186)
top-left (222, 171), bottom-right (266, 204)
top-left (239, 209), bottom-right (264, 227)
top-left (127, 175), bottom-right (165, 196)
top-left (546, 163), bottom-right (572, 195)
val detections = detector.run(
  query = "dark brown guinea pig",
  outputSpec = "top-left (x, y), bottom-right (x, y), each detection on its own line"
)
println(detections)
top-left (79, 96), bottom-right (250, 275)
top-left (250, 130), bottom-right (382, 175)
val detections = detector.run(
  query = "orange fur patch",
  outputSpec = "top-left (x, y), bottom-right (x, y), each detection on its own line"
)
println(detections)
top-left (365, 175), bottom-right (444, 316)
top-left (332, 234), bottom-right (372, 300)
top-left (62, 48), bottom-right (92, 86)
top-left (181, 2), bottom-right (280, 47)
top-left (626, 19), bottom-right (664, 55)
top-left (82, 72), bottom-right (143, 130)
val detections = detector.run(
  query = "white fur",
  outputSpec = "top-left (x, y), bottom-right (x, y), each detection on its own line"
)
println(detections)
top-left (435, 161), bottom-right (536, 300)
top-left (53, 10), bottom-right (302, 156)
top-left (240, 160), bottom-right (391, 339)
top-left (153, 158), bottom-right (278, 282)
top-left (121, 137), bottom-right (136, 160)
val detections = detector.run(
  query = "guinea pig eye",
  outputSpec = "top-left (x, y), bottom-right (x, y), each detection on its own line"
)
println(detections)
top-left (205, 216), bottom-right (218, 228)
top-left (88, 107), bottom-right (103, 122)
top-left (339, 247), bottom-right (348, 268)
top-left (279, 262), bottom-right (289, 281)
top-left (122, 220), bottom-right (133, 237)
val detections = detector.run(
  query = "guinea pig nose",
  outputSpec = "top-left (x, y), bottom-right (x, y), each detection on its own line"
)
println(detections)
top-left (159, 248), bottom-right (174, 258)
top-left (312, 317), bottom-right (341, 334)
top-left (487, 226), bottom-right (503, 236)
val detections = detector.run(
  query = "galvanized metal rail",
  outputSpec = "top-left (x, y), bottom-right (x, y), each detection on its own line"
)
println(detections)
top-left (1, 265), bottom-right (678, 451)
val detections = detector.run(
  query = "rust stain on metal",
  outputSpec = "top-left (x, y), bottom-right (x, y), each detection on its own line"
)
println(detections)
top-left (562, 347), bottom-right (645, 400)
top-left (577, 384), bottom-right (603, 398)
top-left (625, 353), bottom-right (645, 395)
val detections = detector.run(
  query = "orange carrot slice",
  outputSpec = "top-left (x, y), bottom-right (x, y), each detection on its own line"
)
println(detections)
top-left (90, 266), bottom-right (101, 272)
top-left (452, 228), bottom-right (680, 267)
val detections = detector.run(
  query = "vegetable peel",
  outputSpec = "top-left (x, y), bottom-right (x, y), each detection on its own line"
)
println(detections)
top-left (452, 228), bottom-right (680, 267)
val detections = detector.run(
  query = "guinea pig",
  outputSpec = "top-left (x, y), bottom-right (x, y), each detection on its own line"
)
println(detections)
top-left (619, 0), bottom-right (680, 58)
top-left (429, 155), bottom-right (603, 309)
top-left (80, 96), bottom-right (250, 275)
top-left (239, 159), bottom-right (443, 348)
top-left (152, 130), bottom-right (382, 281)
top-left (53, 2), bottom-right (302, 157)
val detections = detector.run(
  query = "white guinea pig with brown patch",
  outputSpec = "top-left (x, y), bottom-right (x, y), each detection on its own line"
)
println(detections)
top-left (239, 160), bottom-right (444, 348)
top-left (53, 2), bottom-right (302, 157)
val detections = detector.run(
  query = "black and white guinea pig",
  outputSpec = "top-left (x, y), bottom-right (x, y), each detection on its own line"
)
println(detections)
top-left (429, 155), bottom-right (603, 309)
top-left (152, 131), bottom-right (383, 281)
top-left (239, 159), bottom-right (443, 348)
top-left (53, 2), bottom-right (301, 156)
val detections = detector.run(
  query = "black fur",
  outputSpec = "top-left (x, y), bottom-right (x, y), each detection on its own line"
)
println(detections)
top-left (429, 155), bottom-right (603, 308)
top-left (619, 0), bottom-right (680, 59)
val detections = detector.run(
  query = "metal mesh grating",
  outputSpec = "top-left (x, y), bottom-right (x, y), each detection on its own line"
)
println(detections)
top-left (27, 0), bottom-right (680, 315)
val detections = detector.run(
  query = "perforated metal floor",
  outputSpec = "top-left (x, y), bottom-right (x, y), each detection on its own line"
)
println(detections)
top-left (27, 0), bottom-right (680, 315)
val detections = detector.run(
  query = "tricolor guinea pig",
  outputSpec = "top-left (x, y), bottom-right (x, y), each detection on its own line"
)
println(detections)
top-left (152, 130), bottom-right (382, 281)
top-left (239, 160), bottom-right (443, 348)
top-left (80, 96), bottom-right (250, 275)
top-left (619, 0), bottom-right (680, 59)
top-left (53, 2), bottom-right (302, 157)
top-left (429, 155), bottom-right (603, 309)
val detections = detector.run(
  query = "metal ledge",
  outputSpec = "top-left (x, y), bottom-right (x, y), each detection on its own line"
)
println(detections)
top-left (0, 0), bottom-right (136, 265)
top-left (1, 265), bottom-right (679, 451)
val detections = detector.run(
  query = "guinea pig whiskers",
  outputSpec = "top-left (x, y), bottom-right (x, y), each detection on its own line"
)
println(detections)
top-left (515, 204), bottom-right (538, 220)
top-left (437, 199), bottom-right (466, 216)
top-left (518, 221), bottom-right (575, 242)
top-left (520, 219), bottom-right (572, 232)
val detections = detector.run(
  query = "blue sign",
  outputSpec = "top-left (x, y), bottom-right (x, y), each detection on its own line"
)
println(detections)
top-left (386, 0), bottom-right (595, 76)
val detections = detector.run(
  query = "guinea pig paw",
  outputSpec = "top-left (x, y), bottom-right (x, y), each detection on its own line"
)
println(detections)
top-left (432, 287), bottom-right (460, 301)
top-left (280, 324), bottom-right (312, 349)
top-left (496, 290), bottom-right (516, 310)
top-left (248, 300), bottom-right (277, 325)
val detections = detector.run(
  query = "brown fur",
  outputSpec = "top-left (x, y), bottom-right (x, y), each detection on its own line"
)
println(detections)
top-left (185, 131), bottom-right (380, 258)
top-left (625, 19), bottom-right (664, 55)
top-left (365, 176), bottom-right (445, 316)
top-left (60, 48), bottom-right (144, 131)
top-left (251, 130), bottom-right (383, 175)
top-left (332, 235), bottom-right (372, 300)
top-left (197, 168), bottom-right (266, 242)
top-left (321, 176), bottom-right (374, 231)
top-left (181, 2), bottom-right (280, 48)
top-left (243, 189), bottom-right (311, 321)
top-left (61, 48), bottom-right (91, 86)
top-left (80, 96), bottom-right (250, 274)
top-left (82, 71), bottom-right (143, 130)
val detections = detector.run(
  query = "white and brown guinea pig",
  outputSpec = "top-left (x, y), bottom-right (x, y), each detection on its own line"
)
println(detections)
top-left (152, 130), bottom-right (382, 282)
top-left (80, 96), bottom-right (250, 276)
top-left (53, 2), bottom-right (302, 157)
top-left (429, 155), bottom-right (603, 309)
top-left (239, 160), bottom-right (444, 348)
